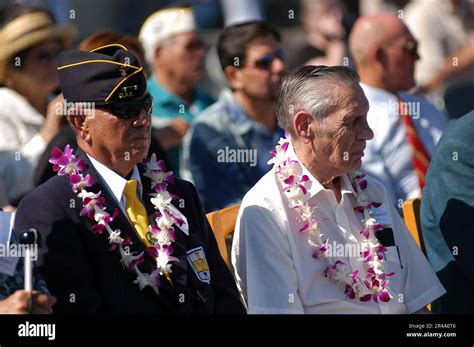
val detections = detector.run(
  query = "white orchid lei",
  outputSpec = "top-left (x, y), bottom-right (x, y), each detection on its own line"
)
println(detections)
top-left (49, 145), bottom-right (188, 295)
top-left (268, 134), bottom-right (395, 302)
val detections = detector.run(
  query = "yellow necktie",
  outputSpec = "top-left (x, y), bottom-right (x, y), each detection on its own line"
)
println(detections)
top-left (123, 179), bottom-right (153, 247)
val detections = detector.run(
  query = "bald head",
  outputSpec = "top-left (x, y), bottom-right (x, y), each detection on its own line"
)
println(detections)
top-left (349, 14), bottom-right (409, 67)
top-left (349, 13), bottom-right (419, 92)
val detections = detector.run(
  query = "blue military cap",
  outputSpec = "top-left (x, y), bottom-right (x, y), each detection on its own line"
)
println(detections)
top-left (57, 43), bottom-right (147, 103)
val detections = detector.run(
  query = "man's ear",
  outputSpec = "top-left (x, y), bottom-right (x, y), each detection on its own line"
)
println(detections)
top-left (375, 46), bottom-right (386, 65)
top-left (153, 45), bottom-right (162, 62)
top-left (68, 108), bottom-right (91, 144)
top-left (223, 65), bottom-right (243, 90)
top-left (293, 111), bottom-right (314, 143)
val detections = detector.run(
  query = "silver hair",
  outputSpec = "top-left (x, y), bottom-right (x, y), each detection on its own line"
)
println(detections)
top-left (276, 65), bottom-right (360, 133)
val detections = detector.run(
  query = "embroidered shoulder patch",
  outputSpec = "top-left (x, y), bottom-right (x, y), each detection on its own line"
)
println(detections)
top-left (187, 246), bottom-right (211, 284)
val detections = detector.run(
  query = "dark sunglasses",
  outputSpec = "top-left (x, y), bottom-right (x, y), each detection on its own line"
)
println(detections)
top-left (94, 93), bottom-right (153, 119)
top-left (384, 40), bottom-right (419, 58)
top-left (401, 40), bottom-right (419, 58)
top-left (21, 47), bottom-right (62, 65)
top-left (246, 48), bottom-right (284, 69)
top-left (36, 50), bottom-right (60, 64)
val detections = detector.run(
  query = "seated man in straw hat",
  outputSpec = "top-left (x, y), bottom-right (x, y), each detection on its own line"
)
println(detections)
top-left (14, 44), bottom-right (245, 314)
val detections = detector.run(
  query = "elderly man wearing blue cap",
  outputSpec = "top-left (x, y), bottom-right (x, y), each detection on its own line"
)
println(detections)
top-left (14, 44), bottom-right (245, 314)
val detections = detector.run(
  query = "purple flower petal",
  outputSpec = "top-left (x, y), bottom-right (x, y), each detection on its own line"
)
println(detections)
top-left (69, 174), bottom-right (82, 184)
top-left (147, 246), bottom-right (158, 259)
top-left (283, 175), bottom-right (295, 185)
top-left (358, 179), bottom-right (367, 190)
top-left (360, 294), bottom-right (372, 302)
top-left (360, 227), bottom-right (369, 238)
top-left (345, 285), bottom-right (356, 299)
top-left (369, 201), bottom-right (382, 208)
top-left (92, 224), bottom-right (105, 234)
top-left (298, 184), bottom-right (307, 195)
top-left (378, 290), bottom-right (391, 302)
top-left (122, 235), bottom-right (132, 246)
top-left (299, 223), bottom-right (310, 233)
top-left (150, 269), bottom-right (161, 287)
top-left (351, 270), bottom-right (359, 284)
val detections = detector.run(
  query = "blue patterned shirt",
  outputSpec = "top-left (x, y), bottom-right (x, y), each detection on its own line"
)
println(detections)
top-left (182, 90), bottom-right (284, 212)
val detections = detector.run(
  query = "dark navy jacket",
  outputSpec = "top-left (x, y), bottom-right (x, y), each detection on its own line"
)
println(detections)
top-left (14, 149), bottom-right (245, 314)
top-left (421, 111), bottom-right (474, 313)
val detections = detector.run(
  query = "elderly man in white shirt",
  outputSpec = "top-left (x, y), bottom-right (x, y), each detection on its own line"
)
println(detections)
top-left (348, 14), bottom-right (449, 206)
top-left (231, 65), bottom-right (445, 314)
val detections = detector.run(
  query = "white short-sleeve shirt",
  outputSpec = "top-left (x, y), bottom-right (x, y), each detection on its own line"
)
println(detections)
top-left (232, 142), bottom-right (446, 314)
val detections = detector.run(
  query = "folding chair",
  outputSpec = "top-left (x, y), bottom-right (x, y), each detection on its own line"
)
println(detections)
top-left (402, 197), bottom-right (433, 311)
top-left (402, 197), bottom-right (426, 255)
top-left (206, 205), bottom-right (240, 268)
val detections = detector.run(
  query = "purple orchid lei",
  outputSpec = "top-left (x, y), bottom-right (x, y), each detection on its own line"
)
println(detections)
top-left (268, 134), bottom-right (394, 303)
top-left (49, 145), bottom-right (187, 295)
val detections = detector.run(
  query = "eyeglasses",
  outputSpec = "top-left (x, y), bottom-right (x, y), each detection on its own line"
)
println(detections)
top-left (183, 39), bottom-right (207, 51)
top-left (400, 40), bottom-right (419, 58)
top-left (165, 37), bottom-right (207, 52)
top-left (384, 40), bottom-right (419, 58)
top-left (94, 93), bottom-right (153, 119)
top-left (245, 48), bottom-right (284, 69)
top-left (24, 47), bottom-right (62, 66)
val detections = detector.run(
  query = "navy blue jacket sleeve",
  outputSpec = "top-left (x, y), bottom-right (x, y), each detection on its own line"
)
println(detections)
top-left (14, 180), bottom-right (102, 313)
top-left (186, 180), bottom-right (246, 314)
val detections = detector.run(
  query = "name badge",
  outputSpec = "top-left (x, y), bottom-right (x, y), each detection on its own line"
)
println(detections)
top-left (187, 246), bottom-right (211, 284)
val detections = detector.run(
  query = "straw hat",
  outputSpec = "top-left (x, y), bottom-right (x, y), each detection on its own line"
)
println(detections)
top-left (0, 11), bottom-right (76, 81)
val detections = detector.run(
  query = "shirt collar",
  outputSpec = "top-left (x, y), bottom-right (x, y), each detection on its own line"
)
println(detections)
top-left (86, 154), bottom-right (142, 203)
top-left (360, 82), bottom-right (397, 100)
top-left (148, 75), bottom-right (186, 105)
top-left (149, 75), bottom-right (201, 107)
top-left (359, 82), bottom-right (413, 101)
top-left (219, 89), bottom-right (279, 136)
top-left (286, 141), bottom-right (356, 203)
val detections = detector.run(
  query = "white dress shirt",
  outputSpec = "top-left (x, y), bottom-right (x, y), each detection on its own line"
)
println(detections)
top-left (87, 155), bottom-right (143, 215)
top-left (360, 83), bottom-right (449, 205)
top-left (232, 142), bottom-right (446, 314)
top-left (0, 87), bottom-right (47, 168)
